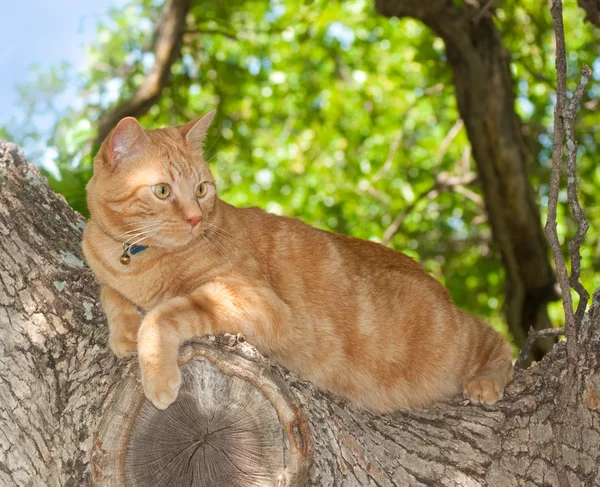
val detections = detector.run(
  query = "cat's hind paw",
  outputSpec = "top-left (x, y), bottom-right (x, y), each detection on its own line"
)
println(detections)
top-left (139, 358), bottom-right (182, 410)
top-left (463, 377), bottom-right (504, 406)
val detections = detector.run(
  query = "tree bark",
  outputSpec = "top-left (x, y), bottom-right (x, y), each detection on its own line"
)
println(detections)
top-left (577, 0), bottom-right (600, 27)
top-left (1, 143), bottom-right (599, 486)
top-left (375, 0), bottom-right (559, 355)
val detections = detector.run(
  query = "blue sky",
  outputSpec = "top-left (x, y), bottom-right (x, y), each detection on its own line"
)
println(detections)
top-left (0, 1), bottom-right (124, 125)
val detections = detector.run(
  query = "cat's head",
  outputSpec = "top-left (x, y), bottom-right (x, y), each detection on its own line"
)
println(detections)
top-left (87, 111), bottom-right (217, 249)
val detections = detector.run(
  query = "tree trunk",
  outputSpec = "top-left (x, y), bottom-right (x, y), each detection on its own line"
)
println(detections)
top-left (1, 143), bottom-right (599, 486)
top-left (374, 0), bottom-right (558, 355)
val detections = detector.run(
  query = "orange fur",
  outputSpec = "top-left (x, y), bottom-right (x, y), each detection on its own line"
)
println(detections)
top-left (82, 113), bottom-right (513, 411)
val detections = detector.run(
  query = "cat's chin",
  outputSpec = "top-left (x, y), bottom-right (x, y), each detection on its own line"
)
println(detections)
top-left (156, 232), bottom-right (203, 251)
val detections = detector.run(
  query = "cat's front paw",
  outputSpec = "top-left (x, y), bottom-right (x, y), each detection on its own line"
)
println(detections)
top-left (107, 311), bottom-right (141, 358)
top-left (109, 329), bottom-right (138, 358)
top-left (464, 377), bottom-right (504, 405)
top-left (137, 319), bottom-right (182, 409)
top-left (139, 358), bottom-right (182, 410)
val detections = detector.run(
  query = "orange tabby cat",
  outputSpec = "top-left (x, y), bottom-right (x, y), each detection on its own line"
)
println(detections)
top-left (82, 111), bottom-right (513, 412)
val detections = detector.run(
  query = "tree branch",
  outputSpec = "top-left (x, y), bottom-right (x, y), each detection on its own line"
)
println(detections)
top-left (435, 119), bottom-right (464, 162)
top-left (577, 0), bottom-right (600, 27)
top-left (94, 0), bottom-right (192, 147)
top-left (381, 183), bottom-right (437, 246)
top-left (372, 83), bottom-right (445, 184)
top-left (184, 28), bottom-right (237, 40)
top-left (565, 65), bottom-right (592, 324)
top-left (546, 0), bottom-right (592, 369)
top-left (472, 0), bottom-right (496, 24)
top-left (515, 327), bottom-right (565, 369)
top-left (546, 0), bottom-right (573, 358)
top-left (380, 115), bottom-right (471, 246)
top-left (381, 171), bottom-right (477, 245)
top-left (361, 84), bottom-right (446, 206)
top-left (546, 5), bottom-right (594, 484)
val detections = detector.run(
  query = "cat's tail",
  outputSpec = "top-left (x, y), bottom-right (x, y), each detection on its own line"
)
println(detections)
top-left (460, 312), bottom-right (514, 405)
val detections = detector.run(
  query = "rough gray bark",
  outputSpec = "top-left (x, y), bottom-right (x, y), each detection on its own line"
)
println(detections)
top-left (1, 141), bottom-right (599, 486)
top-left (0, 142), bottom-right (117, 486)
top-left (374, 0), bottom-right (558, 356)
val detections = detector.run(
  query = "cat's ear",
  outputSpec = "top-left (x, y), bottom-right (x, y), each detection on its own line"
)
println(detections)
top-left (106, 117), bottom-right (150, 165)
top-left (179, 110), bottom-right (216, 152)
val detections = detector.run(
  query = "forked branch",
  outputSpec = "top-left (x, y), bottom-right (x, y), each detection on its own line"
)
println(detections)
top-left (565, 66), bottom-right (592, 324)
top-left (515, 327), bottom-right (565, 369)
top-left (546, 0), bottom-right (592, 366)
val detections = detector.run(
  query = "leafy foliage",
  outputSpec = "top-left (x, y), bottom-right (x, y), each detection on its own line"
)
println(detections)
top-left (3, 0), bottom-right (599, 339)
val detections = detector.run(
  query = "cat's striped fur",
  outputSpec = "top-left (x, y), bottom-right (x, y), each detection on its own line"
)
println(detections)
top-left (82, 112), bottom-right (513, 411)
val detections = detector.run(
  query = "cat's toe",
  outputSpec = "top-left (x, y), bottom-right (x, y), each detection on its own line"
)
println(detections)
top-left (109, 333), bottom-right (137, 358)
top-left (123, 328), bottom-right (139, 343)
top-left (464, 377), bottom-right (502, 406)
top-left (140, 361), bottom-right (182, 410)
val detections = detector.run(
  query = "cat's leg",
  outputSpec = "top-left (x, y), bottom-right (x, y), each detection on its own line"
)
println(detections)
top-left (137, 279), bottom-right (291, 409)
top-left (462, 319), bottom-right (513, 405)
top-left (101, 286), bottom-right (142, 358)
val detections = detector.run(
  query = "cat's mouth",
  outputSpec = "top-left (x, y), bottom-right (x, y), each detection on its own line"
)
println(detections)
top-left (163, 223), bottom-right (206, 248)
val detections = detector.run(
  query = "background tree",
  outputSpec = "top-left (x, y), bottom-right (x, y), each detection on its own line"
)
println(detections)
top-left (1, 0), bottom-right (599, 351)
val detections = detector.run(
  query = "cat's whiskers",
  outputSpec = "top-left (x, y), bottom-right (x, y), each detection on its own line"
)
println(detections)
top-left (204, 222), bottom-right (235, 239)
top-left (92, 228), bottom-right (159, 254)
top-left (115, 223), bottom-right (162, 239)
top-left (199, 144), bottom-right (232, 172)
top-left (116, 223), bottom-right (162, 237)
top-left (113, 226), bottom-right (162, 245)
top-left (202, 232), bottom-right (233, 273)
top-left (114, 232), bottom-right (158, 246)
top-left (113, 230), bottom-right (159, 261)
top-left (130, 229), bottom-right (159, 244)
top-left (120, 221), bottom-right (161, 228)
top-left (205, 224), bottom-right (237, 244)
top-left (203, 135), bottom-right (221, 163)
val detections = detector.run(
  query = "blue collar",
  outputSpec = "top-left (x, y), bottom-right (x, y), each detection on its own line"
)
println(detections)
top-left (127, 243), bottom-right (146, 255)
top-left (120, 242), bottom-right (147, 265)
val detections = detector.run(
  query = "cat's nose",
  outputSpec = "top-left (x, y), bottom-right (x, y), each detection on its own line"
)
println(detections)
top-left (187, 215), bottom-right (202, 227)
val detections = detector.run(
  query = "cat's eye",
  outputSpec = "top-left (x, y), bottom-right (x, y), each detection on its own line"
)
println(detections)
top-left (196, 183), bottom-right (208, 198)
top-left (152, 183), bottom-right (171, 199)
